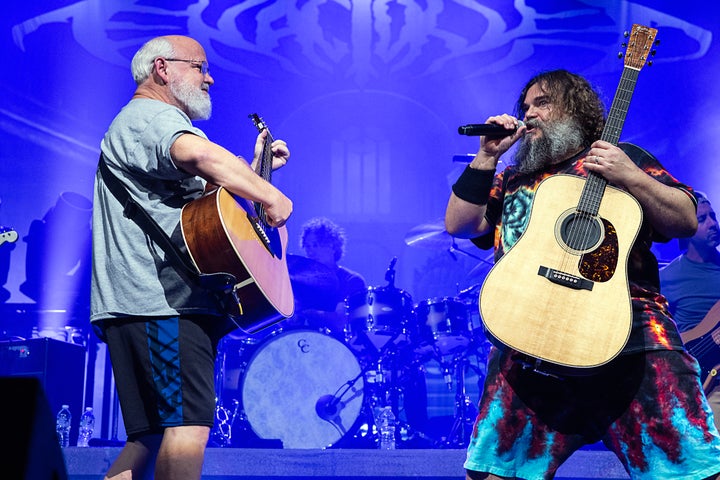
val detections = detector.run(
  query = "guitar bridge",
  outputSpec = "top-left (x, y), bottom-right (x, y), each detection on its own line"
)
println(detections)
top-left (248, 215), bottom-right (276, 257)
top-left (538, 266), bottom-right (594, 291)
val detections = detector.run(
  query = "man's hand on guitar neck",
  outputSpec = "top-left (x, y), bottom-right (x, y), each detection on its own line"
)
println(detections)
top-left (251, 129), bottom-right (290, 172)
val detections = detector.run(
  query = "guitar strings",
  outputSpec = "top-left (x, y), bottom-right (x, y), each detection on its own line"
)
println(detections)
top-left (256, 128), bottom-right (275, 228)
top-left (688, 334), bottom-right (720, 360)
top-left (563, 67), bottom-right (637, 277)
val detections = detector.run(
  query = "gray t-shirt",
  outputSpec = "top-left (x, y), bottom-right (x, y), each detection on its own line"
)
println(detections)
top-left (90, 98), bottom-right (218, 322)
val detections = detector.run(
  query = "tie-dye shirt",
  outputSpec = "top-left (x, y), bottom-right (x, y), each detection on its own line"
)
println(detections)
top-left (473, 143), bottom-right (693, 354)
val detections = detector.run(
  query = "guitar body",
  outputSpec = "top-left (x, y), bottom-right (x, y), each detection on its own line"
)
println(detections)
top-left (181, 187), bottom-right (294, 333)
top-left (480, 174), bottom-right (642, 373)
top-left (681, 300), bottom-right (720, 383)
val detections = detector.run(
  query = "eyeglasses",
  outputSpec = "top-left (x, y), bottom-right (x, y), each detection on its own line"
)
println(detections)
top-left (163, 58), bottom-right (209, 76)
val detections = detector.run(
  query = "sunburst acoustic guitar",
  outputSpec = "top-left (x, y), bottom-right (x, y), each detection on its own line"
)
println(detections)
top-left (681, 300), bottom-right (720, 393)
top-left (479, 24), bottom-right (658, 375)
top-left (181, 114), bottom-right (294, 333)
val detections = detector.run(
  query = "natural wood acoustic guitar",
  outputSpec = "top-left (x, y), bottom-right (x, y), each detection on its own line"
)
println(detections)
top-left (479, 24), bottom-right (658, 375)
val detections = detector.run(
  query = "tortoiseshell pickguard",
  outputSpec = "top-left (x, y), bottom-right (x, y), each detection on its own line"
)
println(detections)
top-left (578, 218), bottom-right (618, 282)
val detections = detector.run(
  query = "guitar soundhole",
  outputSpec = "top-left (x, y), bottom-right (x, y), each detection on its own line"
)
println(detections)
top-left (557, 211), bottom-right (603, 253)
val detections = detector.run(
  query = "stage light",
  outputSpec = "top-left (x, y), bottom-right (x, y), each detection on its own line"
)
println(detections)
top-left (20, 192), bottom-right (92, 338)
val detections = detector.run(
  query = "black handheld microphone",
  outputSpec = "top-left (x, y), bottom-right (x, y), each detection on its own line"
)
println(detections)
top-left (458, 121), bottom-right (524, 137)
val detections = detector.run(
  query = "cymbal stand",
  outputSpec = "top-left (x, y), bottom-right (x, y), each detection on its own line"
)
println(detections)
top-left (348, 330), bottom-right (414, 441)
top-left (210, 337), bottom-right (240, 447)
top-left (371, 335), bottom-right (440, 447)
top-left (438, 351), bottom-right (480, 448)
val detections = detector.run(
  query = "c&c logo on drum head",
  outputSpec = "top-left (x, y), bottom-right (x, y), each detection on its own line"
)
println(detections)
top-left (297, 337), bottom-right (311, 353)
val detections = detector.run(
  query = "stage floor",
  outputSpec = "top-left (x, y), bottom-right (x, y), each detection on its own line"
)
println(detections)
top-left (63, 447), bottom-right (630, 479)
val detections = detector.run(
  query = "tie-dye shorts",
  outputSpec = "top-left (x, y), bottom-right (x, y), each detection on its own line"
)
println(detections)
top-left (464, 348), bottom-right (720, 480)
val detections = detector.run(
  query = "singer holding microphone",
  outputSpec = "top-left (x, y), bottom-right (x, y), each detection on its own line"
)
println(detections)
top-left (445, 69), bottom-right (720, 480)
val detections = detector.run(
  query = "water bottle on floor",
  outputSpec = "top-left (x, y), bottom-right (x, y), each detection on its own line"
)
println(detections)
top-left (77, 407), bottom-right (95, 447)
top-left (378, 406), bottom-right (396, 450)
top-left (56, 405), bottom-right (72, 448)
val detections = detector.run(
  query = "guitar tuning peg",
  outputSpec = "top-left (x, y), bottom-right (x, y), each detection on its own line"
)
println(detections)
top-left (621, 42), bottom-right (627, 48)
top-left (654, 39), bottom-right (661, 46)
top-left (623, 30), bottom-right (629, 38)
top-left (650, 50), bottom-right (657, 56)
top-left (647, 60), bottom-right (653, 66)
top-left (617, 52), bottom-right (624, 59)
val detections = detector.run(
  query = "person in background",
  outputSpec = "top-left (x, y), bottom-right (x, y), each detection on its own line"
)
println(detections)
top-left (445, 69), bottom-right (720, 479)
top-left (91, 35), bottom-right (292, 480)
top-left (660, 190), bottom-right (720, 431)
top-left (291, 216), bottom-right (366, 337)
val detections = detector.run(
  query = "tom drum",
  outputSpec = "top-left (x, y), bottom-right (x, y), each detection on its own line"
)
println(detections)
top-left (414, 297), bottom-right (473, 356)
top-left (345, 286), bottom-right (415, 351)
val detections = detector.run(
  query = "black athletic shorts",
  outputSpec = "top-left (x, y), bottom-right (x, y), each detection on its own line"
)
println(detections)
top-left (100, 315), bottom-right (222, 440)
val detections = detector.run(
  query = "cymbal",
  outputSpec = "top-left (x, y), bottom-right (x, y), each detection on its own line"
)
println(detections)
top-left (287, 254), bottom-right (338, 288)
top-left (456, 283), bottom-right (481, 304)
top-left (404, 220), bottom-right (474, 250)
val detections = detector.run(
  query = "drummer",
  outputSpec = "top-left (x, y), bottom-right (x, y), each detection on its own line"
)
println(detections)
top-left (289, 217), bottom-right (366, 337)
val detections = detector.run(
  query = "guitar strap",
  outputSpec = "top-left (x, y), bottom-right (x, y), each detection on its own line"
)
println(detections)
top-left (97, 154), bottom-right (237, 293)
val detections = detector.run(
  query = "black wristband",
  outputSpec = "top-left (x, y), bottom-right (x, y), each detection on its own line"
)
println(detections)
top-left (452, 166), bottom-right (495, 205)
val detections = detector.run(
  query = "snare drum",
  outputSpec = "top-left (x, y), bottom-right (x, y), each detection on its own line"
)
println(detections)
top-left (414, 297), bottom-right (472, 355)
top-left (240, 329), bottom-right (365, 449)
top-left (345, 286), bottom-right (415, 351)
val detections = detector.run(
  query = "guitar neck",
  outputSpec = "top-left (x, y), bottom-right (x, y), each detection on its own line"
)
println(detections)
top-left (256, 130), bottom-right (274, 184)
top-left (579, 65), bottom-right (639, 217)
top-left (579, 24), bottom-right (656, 218)
top-left (601, 66), bottom-right (640, 146)
top-left (249, 113), bottom-right (275, 226)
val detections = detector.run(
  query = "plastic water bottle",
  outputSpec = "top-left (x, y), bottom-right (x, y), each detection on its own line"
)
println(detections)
top-left (378, 406), bottom-right (396, 450)
top-left (56, 405), bottom-right (72, 448)
top-left (77, 407), bottom-right (95, 447)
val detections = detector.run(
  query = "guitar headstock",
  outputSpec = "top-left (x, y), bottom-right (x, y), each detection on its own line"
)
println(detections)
top-left (621, 24), bottom-right (658, 71)
top-left (249, 113), bottom-right (267, 132)
top-left (0, 227), bottom-right (18, 246)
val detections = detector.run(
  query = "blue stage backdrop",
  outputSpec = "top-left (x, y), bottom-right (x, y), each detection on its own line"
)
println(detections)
top-left (0, 1), bottom-right (718, 331)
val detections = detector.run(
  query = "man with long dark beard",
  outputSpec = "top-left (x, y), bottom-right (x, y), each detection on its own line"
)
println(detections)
top-left (91, 35), bottom-right (293, 479)
top-left (445, 70), bottom-right (720, 479)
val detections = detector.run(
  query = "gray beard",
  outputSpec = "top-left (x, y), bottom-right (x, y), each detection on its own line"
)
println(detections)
top-left (513, 117), bottom-right (584, 174)
top-left (170, 80), bottom-right (212, 120)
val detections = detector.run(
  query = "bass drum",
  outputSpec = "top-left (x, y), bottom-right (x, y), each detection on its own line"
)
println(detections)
top-left (241, 329), bottom-right (365, 449)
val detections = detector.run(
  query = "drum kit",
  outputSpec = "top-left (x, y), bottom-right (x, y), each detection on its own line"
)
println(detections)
top-left (210, 221), bottom-right (493, 450)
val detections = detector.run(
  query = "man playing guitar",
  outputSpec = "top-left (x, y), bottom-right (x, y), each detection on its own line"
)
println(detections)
top-left (661, 191), bottom-right (720, 431)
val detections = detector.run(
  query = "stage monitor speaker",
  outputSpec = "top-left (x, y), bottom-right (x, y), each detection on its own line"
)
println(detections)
top-left (0, 337), bottom-right (86, 446)
top-left (0, 376), bottom-right (68, 479)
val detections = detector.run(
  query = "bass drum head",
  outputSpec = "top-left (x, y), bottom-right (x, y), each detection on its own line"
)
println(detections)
top-left (241, 329), bottom-right (364, 449)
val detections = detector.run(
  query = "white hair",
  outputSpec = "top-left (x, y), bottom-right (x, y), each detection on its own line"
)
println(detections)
top-left (130, 37), bottom-right (175, 85)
